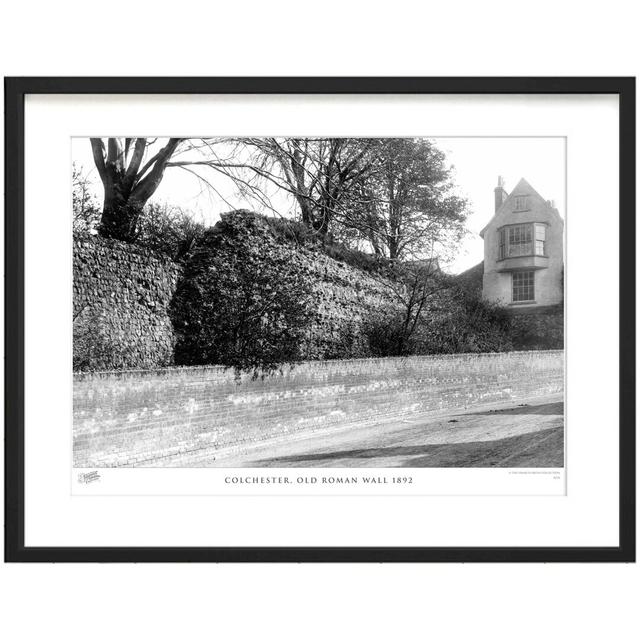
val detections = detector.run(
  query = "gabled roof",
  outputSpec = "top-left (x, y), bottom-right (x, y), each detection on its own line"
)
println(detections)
top-left (479, 177), bottom-right (562, 238)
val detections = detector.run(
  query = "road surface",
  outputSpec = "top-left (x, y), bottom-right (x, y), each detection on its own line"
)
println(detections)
top-left (203, 394), bottom-right (564, 468)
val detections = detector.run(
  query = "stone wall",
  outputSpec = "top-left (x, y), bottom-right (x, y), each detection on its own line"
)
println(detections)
top-left (296, 250), bottom-right (399, 359)
top-left (73, 350), bottom-right (564, 467)
top-left (172, 211), bottom-right (400, 363)
top-left (73, 234), bottom-right (182, 371)
top-left (73, 212), bottom-right (558, 374)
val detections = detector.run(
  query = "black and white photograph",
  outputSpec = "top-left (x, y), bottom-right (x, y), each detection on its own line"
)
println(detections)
top-left (3, 73), bottom-right (634, 575)
top-left (72, 135), bottom-right (565, 471)
top-left (2, 3), bottom-right (637, 636)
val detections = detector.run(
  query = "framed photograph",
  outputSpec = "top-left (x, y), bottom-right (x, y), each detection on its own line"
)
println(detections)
top-left (4, 77), bottom-right (635, 562)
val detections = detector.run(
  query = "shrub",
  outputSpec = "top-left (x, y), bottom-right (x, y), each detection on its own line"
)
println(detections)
top-left (135, 202), bottom-right (206, 263)
top-left (417, 292), bottom-right (513, 354)
top-left (509, 306), bottom-right (564, 350)
top-left (364, 311), bottom-right (413, 357)
top-left (317, 321), bottom-right (372, 360)
top-left (264, 216), bottom-right (393, 275)
top-left (171, 211), bottom-right (314, 377)
top-left (369, 283), bottom-right (513, 356)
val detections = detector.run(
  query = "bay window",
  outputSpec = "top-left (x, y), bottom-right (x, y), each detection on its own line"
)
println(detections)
top-left (498, 223), bottom-right (547, 259)
top-left (535, 223), bottom-right (546, 255)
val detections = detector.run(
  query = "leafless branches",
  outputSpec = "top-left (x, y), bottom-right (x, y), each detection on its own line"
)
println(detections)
top-left (88, 137), bottom-right (467, 262)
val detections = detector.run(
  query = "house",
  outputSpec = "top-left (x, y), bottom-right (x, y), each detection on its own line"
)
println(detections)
top-left (480, 177), bottom-right (564, 310)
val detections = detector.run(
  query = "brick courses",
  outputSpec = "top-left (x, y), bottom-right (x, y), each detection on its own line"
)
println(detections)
top-left (74, 350), bottom-right (564, 467)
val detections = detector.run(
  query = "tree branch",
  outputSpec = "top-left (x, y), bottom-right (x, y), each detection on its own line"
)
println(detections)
top-left (89, 138), bottom-right (107, 184)
top-left (125, 138), bottom-right (147, 182)
top-left (129, 138), bottom-right (182, 205)
top-left (106, 138), bottom-right (125, 173)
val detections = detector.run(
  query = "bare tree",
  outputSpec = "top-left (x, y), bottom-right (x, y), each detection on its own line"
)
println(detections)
top-left (135, 203), bottom-right (205, 262)
top-left (90, 138), bottom-right (183, 241)
top-left (240, 138), bottom-right (378, 235)
top-left (367, 257), bottom-right (451, 355)
top-left (167, 137), bottom-right (380, 236)
top-left (88, 137), bottom-right (466, 256)
top-left (72, 163), bottom-right (101, 232)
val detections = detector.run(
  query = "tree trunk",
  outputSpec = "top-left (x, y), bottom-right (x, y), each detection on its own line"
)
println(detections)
top-left (296, 196), bottom-right (314, 227)
top-left (100, 192), bottom-right (144, 242)
top-left (90, 137), bottom-right (182, 243)
top-left (315, 205), bottom-right (331, 236)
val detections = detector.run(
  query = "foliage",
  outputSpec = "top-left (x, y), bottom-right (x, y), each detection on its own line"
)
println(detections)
top-left (363, 311), bottom-right (413, 357)
top-left (508, 307), bottom-right (564, 350)
top-left (416, 289), bottom-right (514, 354)
top-left (319, 321), bottom-right (371, 360)
top-left (264, 215), bottom-right (393, 274)
top-left (365, 272), bottom-right (514, 356)
top-left (336, 138), bottom-right (469, 260)
top-left (135, 202), bottom-right (206, 262)
top-left (78, 140), bottom-right (206, 260)
top-left (171, 211), bottom-right (314, 377)
top-left (363, 259), bottom-right (450, 355)
top-left (72, 164), bottom-right (102, 233)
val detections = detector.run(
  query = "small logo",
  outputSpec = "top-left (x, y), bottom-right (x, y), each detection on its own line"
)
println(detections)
top-left (78, 470), bottom-right (101, 484)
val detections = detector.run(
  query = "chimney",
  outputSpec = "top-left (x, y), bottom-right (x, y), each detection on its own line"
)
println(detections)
top-left (494, 176), bottom-right (507, 213)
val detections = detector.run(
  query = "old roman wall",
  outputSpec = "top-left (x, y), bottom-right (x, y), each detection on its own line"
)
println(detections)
top-left (172, 211), bottom-right (402, 362)
top-left (73, 234), bottom-right (182, 371)
top-left (283, 249), bottom-right (398, 359)
top-left (73, 215), bottom-right (402, 370)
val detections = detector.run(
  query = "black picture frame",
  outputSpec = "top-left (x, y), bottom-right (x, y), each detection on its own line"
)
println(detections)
top-left (4, 77), bottom-right (636, 563)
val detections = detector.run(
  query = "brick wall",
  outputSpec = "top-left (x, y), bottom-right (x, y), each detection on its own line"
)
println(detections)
top-left (74, 350), bottom-right (564, 467)
top-left (73, 235), bottom-right (182, 371)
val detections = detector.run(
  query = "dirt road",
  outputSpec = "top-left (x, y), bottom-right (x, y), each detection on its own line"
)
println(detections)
top-left (203, 394), bottom-right (564, 468)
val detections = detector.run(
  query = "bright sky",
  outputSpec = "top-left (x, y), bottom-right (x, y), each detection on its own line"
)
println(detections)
top-left (435, 137), bottom-right (565, 272)
top-left (72, 137), bottom-right (565, 274)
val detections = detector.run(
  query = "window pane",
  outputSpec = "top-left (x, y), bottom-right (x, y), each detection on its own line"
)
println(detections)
top-left (535, 240), bottom-right (545, 255)
top-left (507, 224), bottom-right (532, 256)
top-left (535, 224), bottom-right (546, 240)
top-left (512, 270), bottom-right (535, 302)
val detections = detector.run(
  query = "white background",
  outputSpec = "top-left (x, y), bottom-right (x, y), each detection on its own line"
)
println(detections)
top-left (1, 2), bottom-right (638, 639)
